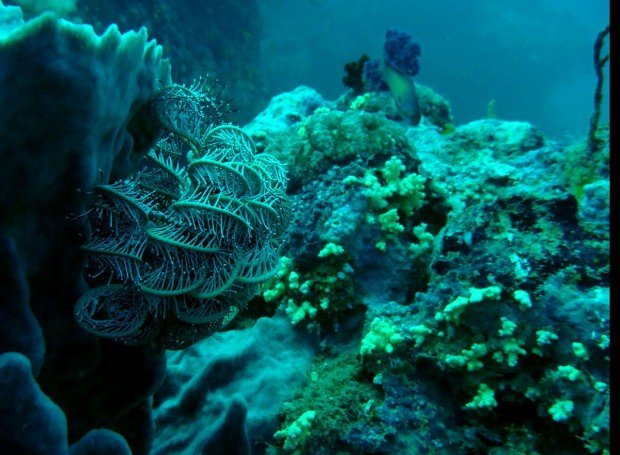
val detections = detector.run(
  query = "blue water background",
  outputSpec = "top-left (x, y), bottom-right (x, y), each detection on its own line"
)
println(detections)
top-left (259, 0), bottom-right (610, 139)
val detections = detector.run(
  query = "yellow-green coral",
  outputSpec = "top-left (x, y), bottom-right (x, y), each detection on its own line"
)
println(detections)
top-left (554, 365), bottom-right (583, 382)
top-left (376, 208), bottom-right (404, 236)
top-left (362, 156), bottom-right (426, 217)
top-left (493, 338), bottom-right (527, 367)
top-left (360, 317), bottom-right (404, 357)
top-left (435, 286), bottom-right (501, 325)
top-left (445, 342), bottom-right (488, 372)
top-left (317, 242), bottom-right (345, 258)
top-left (535, 329), bottom-right (559, 346)
top-left (408, 323), bottom-right (433, 346)
top-left (286, 299), bottom-right (317, 325)
top-left (274, 410), bottom-right (316, 452)
top-left (572, 342), bottom-right (590, 360)
top-left (407, 223), bottom-right (435, 258)
top-left (498, 317), bottom-right (518, 337)
top-left (548, 399), bottom-right (574, 422)
top-left (513, 289), bottom-right (532, 309)
top-left (346, 155), bottom-right (427, 251)
top-left (262, 257), bottom-right (294, 302)
top-left (262, 253), bottom-right (357, 330)
top-left (465, 383), bottom-right (497, 410)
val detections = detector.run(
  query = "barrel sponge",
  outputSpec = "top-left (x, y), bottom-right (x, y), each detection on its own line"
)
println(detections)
top-left (68, 429), bottom-right (132, 455)
top-left (0, 4), bottom-right (171, 273)
top-left (0, 352), bottom-right (132, 454)
top-left (12, 0), bottom-right (77, 18)
top-left (0, 229), bottom-right (45, 376)
top-left (0, 352), bottom-right (68, 454)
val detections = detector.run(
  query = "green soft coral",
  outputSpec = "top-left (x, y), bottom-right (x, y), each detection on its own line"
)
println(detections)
top-left (262, 251), bottom-right (358, 331)
top-left (345, 155), bottom-right (426, 250)
top-left (274, 410), bottom-right (316, 452)
top-left (465, 383), bottom-right (497, 410)
top-left (363, 156), bottom-right (426, 216)
top-left (360, 317), bottom-right (404, 357)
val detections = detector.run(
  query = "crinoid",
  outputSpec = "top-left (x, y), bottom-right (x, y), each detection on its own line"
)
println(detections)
top-left (75, 82), bottom-right (291, 349)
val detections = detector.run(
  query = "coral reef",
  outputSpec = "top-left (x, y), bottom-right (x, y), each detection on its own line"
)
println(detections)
top-left (0, 2), bottom-right (609, 453)
top-left (236, 82), bottom-right (608, 453)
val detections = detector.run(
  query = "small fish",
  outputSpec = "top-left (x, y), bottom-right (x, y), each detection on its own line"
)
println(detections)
top-left (382, 61), bottom-right (421, 125)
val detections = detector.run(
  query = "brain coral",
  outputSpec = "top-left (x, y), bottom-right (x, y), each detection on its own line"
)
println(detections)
top-left (75, 83), bottom-right (291, 349)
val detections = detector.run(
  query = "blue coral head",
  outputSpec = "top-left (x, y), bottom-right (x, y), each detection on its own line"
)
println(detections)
top-left (383, 29), bottom-right (421, 76)
top-left (363, 59), bottom-right (389, 92)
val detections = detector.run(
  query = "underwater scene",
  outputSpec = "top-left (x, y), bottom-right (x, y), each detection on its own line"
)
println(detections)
top-left (0, 0), bottom-right (610, 454)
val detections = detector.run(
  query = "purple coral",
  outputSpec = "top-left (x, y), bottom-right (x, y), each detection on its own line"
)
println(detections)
top-left (363, 59), bottom-right (389, 92)
top-left (383, 29), bottom-right (421, 76)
